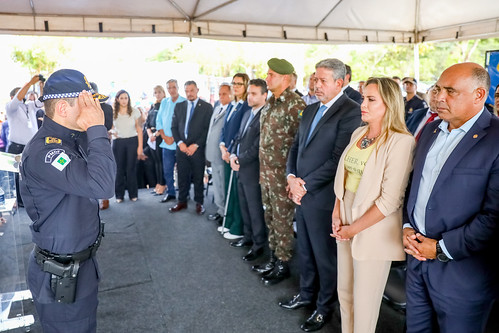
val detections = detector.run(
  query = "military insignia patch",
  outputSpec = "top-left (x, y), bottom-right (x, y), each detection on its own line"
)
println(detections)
top-left (51, 152), bottom-right (71, 171)
top-left (45, 137), bottom-right (62, 145)
top-left (45, 149), bottom-right (65, 163)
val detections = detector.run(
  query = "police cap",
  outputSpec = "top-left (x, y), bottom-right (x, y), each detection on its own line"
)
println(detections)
top-left (40, 69), bottom-right (108, 102)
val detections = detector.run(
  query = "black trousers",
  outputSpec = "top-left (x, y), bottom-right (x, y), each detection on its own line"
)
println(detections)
top-left (150, 137), bottom-right (165, 186)
top-left (238, 179), bottom-right (267, 250)
top-left (113, 137), bottom-right (138, 199)
top-left (296, 205), bottom-right (337, 316)
top-left (176, 148), bottom-right (205, 204)
top-left (8, 142), bottom-right (25, 205)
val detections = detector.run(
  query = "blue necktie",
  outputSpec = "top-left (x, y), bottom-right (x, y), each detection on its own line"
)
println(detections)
top-left (306, 105), bottom-right (328, 144)
top-left (185, 101), bottom-right (195, 138)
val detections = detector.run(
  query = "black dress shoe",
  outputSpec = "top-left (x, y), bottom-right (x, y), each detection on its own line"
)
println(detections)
top-left (251, 251), bottom-right (277, 275)
top-left (279, 294), bottom-right (312, 310)
top-left (196, 203), bottom-right (205, 215)
top-left (208, 213), bottom-right (222, 221)
top-left (169, 202), bottom-right (187, 213)
top-left (161, 195), bottom-right (176, 203)
top-left (242, 248), bottom-right (264, 261)
top-left (261, 260), bottom-right (290, 286)
top-left (300, 310), bottom-right (328, 332)
top-left (230, 239), bottom-right (253, 248)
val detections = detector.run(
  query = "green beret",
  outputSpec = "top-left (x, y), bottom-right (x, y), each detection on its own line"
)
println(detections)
top-left (267, 58), bottom-right (295, 75)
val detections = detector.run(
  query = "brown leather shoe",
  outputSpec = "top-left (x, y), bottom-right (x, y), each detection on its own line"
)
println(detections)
top-left (169, 202), bottom-right (188, 213)
top-left (196, 203), bottom-right (205, 215)
top-left (99, 199), bottom-right (109, 210)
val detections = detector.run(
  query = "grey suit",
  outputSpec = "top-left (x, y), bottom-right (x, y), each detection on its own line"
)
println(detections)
top-left (206, 104), bottom-right (230, 215)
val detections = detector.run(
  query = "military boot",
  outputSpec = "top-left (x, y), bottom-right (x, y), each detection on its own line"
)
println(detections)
top-left (261, 259), bottom-right (290, 286)
top-left (251, 251), bottom-right (277, 276)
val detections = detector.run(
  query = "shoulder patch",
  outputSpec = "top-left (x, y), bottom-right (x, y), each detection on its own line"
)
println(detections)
top-left (45, 137), bottom-right (62, 145)
top-left (51, 152), bottom-right (71, 171)
top-left (45, 149), bottom-right (66, 163)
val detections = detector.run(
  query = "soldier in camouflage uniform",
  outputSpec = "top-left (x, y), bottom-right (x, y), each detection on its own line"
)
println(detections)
top-left (251, 58), bottom-right (306, 285)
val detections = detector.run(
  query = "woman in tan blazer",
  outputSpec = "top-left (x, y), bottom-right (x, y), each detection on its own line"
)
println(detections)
top-left (331, 77), bottom-right (415, 333)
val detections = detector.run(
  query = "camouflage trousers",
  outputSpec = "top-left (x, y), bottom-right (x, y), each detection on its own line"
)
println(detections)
top-left (260, 168), bottom-right (295, 262)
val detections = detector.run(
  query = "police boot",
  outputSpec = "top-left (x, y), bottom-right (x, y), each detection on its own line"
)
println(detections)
top-left (251, 251), bottom-right (277, 276)
top-left (261, 259), bottom-right (290, 286)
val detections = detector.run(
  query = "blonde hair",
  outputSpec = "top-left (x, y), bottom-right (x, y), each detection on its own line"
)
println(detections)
top-left (154, 85), bottom-right (166, 103)
top-left (364, 77), bottom-right (410, 149)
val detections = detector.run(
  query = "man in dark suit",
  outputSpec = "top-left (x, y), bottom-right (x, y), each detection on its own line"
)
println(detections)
top-left (405, 85), bottom-right (439, 138)
top-left (229, 79), bottom-right (268, 261)
top-left (282, 58), bottom-right (361, 332)
top-left (342, 64), bottom-right (363, 105)
top-left (170, 81), bottom-right (213, 215)
top-left (403, 63), bottom-right (499, 333)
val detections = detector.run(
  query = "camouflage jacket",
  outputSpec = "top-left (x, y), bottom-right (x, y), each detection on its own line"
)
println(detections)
top-left (259, 87), bottom-right (306, 172)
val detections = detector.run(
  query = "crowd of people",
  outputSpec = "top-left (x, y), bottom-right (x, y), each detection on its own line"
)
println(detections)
top-left (5, 57), bottom-right (499, 333)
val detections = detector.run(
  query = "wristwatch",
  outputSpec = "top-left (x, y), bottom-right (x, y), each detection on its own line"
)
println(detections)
top-left (435, 241), bottom-right (450, 262)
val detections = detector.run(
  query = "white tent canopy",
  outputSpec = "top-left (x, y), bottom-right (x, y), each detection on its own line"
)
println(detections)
top-left (1, 0), bottom-right (499, 44)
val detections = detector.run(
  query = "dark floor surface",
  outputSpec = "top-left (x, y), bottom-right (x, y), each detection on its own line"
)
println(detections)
top-left (3, 187), bottom-right (416, 333)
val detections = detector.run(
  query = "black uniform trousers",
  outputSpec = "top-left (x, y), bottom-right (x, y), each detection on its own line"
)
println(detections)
top-left (296, 205), bottom-right (338, 316)
top-left (176, 147), bottom-right (205, 204)
top-left (238, 179), bottom-right (266, 251)
top-left (33, 287), bottom-right (98, 333)
top-left (113, 136), bottom-right (138, 199)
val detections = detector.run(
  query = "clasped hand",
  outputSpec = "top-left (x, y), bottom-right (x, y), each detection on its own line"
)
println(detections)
top-left (287, 176), bottom-right (307, 205)
top-left (179, 142), bottom-right (198, 156)
top-left (330, 215), bottom-right (354, 241)
top-left (403, 227), bottom-right (437, 261)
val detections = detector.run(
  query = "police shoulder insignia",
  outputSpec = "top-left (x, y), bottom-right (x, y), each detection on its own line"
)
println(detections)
top-left (45, 149), bottom-right (65, 163)
top-left (45, 137), bottom-right (62, 145)
top-left (51, 152), bottom-right (71, 171)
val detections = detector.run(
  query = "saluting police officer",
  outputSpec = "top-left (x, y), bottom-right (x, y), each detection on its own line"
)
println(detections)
top-left (19, 69), bottom-right (116, 333)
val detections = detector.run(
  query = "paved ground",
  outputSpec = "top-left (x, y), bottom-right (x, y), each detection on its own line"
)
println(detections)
top-left (4, 188), bottom-right (411, 333)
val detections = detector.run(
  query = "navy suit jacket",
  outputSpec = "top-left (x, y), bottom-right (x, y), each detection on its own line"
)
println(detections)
top-left (230, 108), bottom-right (261, 184)
top-left (405, 107), bottom-right (429, 135)
top-left (344, 86), bottom-right (363, 105)
top-left (286, 94), bottom-right (361, 210)
top-left (171, 99), bottom-right (213, 150)
top-left (405, 110), bottom-right (499, 301)
top-left (220, 101), bottom-right (251, 152)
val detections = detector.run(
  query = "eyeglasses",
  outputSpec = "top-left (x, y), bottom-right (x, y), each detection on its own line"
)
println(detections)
top-left (231, 82), bottom-right (245, 86)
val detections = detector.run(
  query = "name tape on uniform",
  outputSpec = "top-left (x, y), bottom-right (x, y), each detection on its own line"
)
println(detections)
top-left (51, 152), bottom-right (71, 171)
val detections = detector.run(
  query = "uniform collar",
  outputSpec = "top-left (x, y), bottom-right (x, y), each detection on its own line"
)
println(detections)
top-left (41, 116), bottom-right (85, 141)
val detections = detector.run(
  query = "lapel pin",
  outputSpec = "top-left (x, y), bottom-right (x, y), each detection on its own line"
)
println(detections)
top-left (433, 129), bottom-right (437, 133)
top-left (473, 134), bottom-right (478, 139)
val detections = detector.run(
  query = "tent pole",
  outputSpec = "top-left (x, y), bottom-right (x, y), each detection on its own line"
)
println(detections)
top-left (414, 43), bottom-right (420, 83)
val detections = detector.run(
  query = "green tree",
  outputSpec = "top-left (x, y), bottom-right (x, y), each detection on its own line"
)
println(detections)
top-left (11, 38), bottom-right (69, 76)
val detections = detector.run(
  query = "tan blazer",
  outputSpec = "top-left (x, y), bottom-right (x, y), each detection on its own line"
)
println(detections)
top-left (334, 126), bottom-right (415, 261)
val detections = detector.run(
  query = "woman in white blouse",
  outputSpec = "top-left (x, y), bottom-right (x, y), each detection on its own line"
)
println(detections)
top-left (112, 89), bottom-right (145, 202)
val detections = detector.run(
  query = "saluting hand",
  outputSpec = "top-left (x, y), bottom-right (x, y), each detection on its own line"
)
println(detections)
top-left (76, 91), bottom-right (105, 131)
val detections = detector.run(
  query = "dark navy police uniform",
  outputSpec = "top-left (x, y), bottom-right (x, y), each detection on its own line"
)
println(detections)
top-left (20, 116), bottom-right (116, 332)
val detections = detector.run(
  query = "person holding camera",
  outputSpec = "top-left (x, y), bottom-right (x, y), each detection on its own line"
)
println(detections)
top-left (5, 74), bottom-right (44, 154)
top-left (5, 74), bottom-right (45, 206)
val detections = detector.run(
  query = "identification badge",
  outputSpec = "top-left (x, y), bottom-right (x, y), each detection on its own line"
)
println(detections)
top-left (51, 152), bottom-right (71, 171)
top-left (45, 149), bottom-right (65, 163)
top-left (27, 120), bottom-right (33, 129)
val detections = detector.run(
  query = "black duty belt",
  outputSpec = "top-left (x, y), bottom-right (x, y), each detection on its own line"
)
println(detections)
top-left (34, 222), bottom-right (105, 266)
